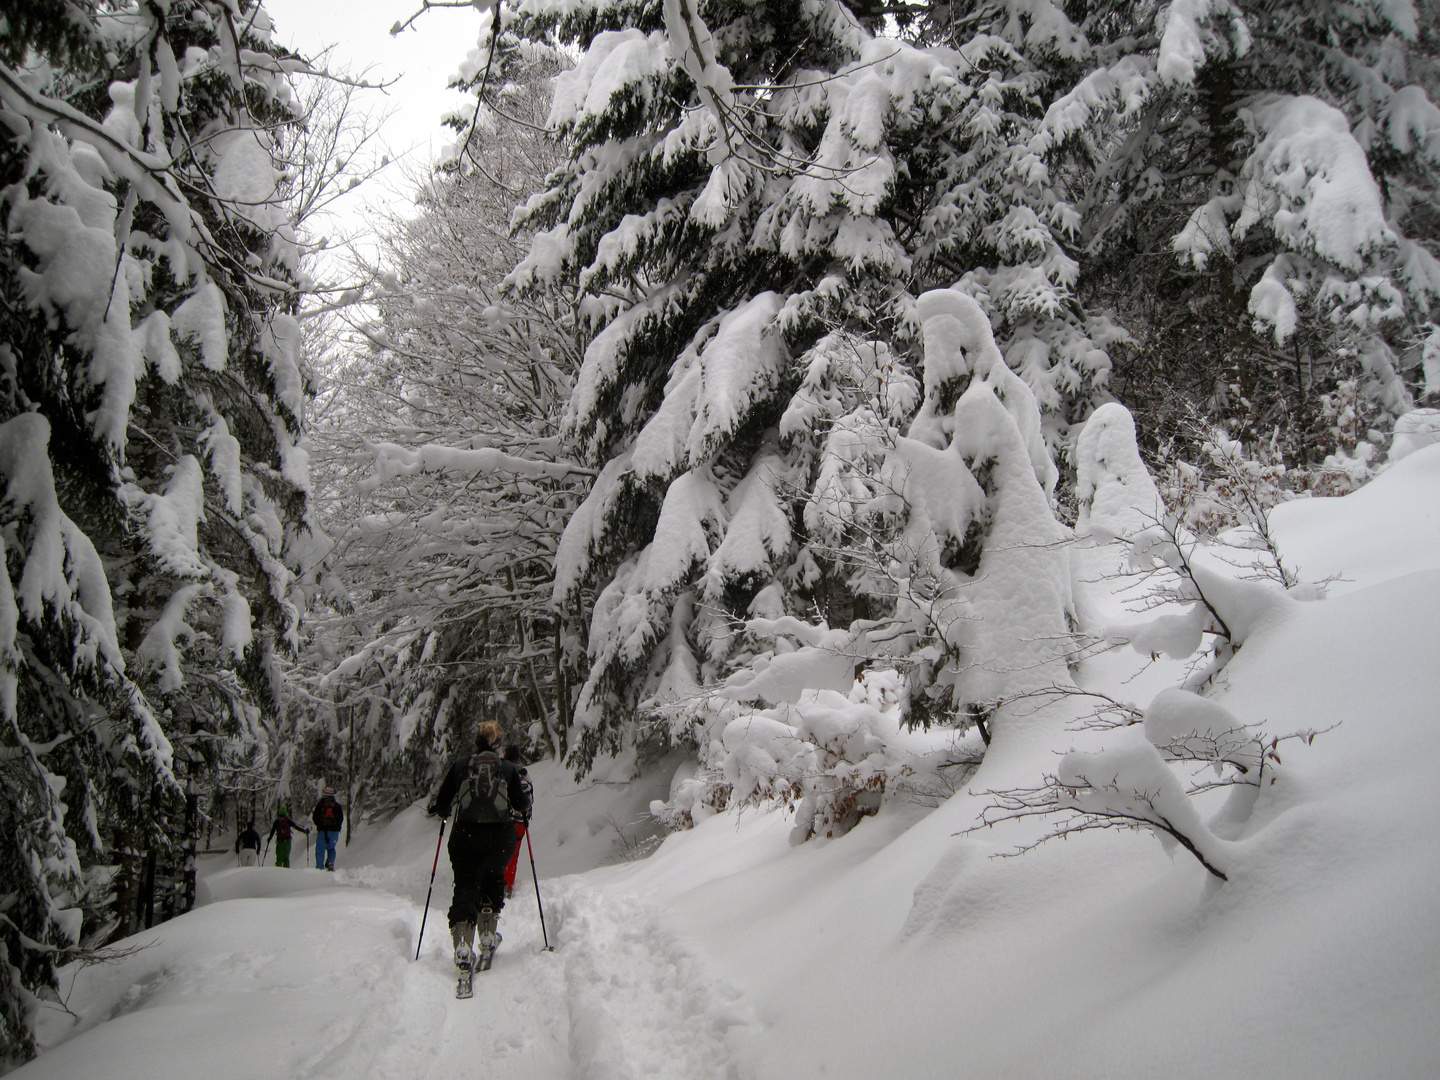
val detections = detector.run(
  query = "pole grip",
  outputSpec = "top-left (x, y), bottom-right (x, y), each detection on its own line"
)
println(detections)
top-left (431, 819), bottom-right (446, 874)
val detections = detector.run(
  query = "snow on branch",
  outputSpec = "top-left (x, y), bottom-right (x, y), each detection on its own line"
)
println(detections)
top-left (717, 622), bottom-right (857, 707)
top-left (654, 672), bottom-right (921, 844)
top-left (1157, 0), bottom-right (1251, 87)
top-left (358, 441), bottom-right (594, 491)
top-left (663, 0), bottom-right (737, 161)
top-left (973, 683), bottom-right (1333, 881)
top-left (1238, 96), bottom-right (1395, 277)
top-left (0, 415), bottom-right (124, 677)
top-left (1032, 55), bottom-right (1156, 155)
top-left (977, 731), bottom-right (1233, 881)
top-left (0, 64), bottom-right (191, 236)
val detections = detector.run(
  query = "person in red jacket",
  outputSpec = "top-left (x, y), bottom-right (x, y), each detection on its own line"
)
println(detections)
top-left (502, 746), bottom-right (528, 897)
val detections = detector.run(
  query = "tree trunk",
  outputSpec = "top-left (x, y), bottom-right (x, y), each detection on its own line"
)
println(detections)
top-left (344, 695), bottom-right (356, 848)
top-left (526, 658), bottom-right (558, 759)
top-left (553, 618), bottom-right (568, 758)
top-left (181, 779), bottom-right (198, 914)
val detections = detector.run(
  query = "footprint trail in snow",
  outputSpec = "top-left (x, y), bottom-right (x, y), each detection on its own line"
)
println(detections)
top-left (344, 876), bottom-right (751, 1080)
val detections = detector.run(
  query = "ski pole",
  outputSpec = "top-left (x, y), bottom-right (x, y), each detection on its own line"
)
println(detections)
top-left (262, 837), bottom-right (271, 865)
top-left (524, 822), bottom-right (552, 952)
top-left (415, 818), bottom-right (447, 962)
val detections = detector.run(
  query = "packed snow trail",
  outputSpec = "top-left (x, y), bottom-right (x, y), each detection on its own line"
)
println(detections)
top-left (20, 800), bottom-right (750, 1080)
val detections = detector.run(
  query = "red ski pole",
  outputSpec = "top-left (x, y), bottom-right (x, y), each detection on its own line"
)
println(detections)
top-left (415, 819), bottom-right (447, 962)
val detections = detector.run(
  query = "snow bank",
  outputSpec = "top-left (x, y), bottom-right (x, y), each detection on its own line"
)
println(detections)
top-left (1268, 441), bottom-right (1440, 593)
top-left (627, 490), bottom-right (1440, 1079)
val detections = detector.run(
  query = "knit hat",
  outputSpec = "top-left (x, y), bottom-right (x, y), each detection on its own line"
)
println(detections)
top-left (323, 787), bottom-right (336, 796)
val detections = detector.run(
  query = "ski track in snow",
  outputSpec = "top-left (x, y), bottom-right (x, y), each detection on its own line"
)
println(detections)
top-left (337, 872), bottom-right (748, 1080)
top-left (554, 885), bottom-right (749, 1080)
top-left (24, 848), bottom-right (748, 1080)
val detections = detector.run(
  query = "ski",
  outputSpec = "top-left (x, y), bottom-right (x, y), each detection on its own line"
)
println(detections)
top-left (454, 951), bottom-right (487, 995)
top-left (454, 939), bottom-right (475, 999)
top-left (476, 910), bottom-right (500, 974)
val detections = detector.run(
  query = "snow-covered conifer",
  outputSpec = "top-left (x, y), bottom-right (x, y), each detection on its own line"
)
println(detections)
top-left (0, 2), bottom-right (320, 1056)
top-left (491, 0), bottom-right (1123, 774)
top-left (1027, 0), bottom-right (1440, 455)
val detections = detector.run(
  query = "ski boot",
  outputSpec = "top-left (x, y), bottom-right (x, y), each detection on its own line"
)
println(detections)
top-left (477, 907), bottom-right (502, 972)
top-left (452, 922), bottom-right (475, 999)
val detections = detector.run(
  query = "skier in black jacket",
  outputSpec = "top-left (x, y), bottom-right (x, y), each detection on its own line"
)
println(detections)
top-left (428, 719), bottom-right (531, 972)
top-left (235, 820), bottom-right (262, 866)
top-left (311, 788), bottom-right (344, 871)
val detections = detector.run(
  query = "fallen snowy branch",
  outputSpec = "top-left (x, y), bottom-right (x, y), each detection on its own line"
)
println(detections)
top-left (358, 441), bottom-right (594, 491)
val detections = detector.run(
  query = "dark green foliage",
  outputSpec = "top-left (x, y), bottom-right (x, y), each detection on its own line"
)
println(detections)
top-left (0, 1), bottom-right (315, 1061)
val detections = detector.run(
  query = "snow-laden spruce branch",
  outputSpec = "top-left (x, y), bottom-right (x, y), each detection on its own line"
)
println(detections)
top-left (0, 65), bottom-right (188, 217)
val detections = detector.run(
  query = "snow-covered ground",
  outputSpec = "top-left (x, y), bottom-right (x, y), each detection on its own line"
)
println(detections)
top-left (16, 446), bottom-right (1440, 1079)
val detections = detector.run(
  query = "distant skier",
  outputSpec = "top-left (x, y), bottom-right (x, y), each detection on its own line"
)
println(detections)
top-left (502, 745), bottom-right (529, 898)
top-left (312, 787), bottom-right (345, 871)
top-left (428, 720), bottom-right (531, 977)
top-left (235, 820), bottom-right (262, 867)
top-left (267, 806), bottom-right (309, 868)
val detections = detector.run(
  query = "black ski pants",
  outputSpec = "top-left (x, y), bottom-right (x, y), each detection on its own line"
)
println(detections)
top-left (447, 821), bottom-right (519, 928)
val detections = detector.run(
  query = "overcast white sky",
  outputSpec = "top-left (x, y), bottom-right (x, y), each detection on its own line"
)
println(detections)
top-left (265, 0), bottom-right (484, 265)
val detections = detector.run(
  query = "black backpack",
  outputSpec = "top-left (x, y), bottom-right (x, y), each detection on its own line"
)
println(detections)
top-left (455, 752), bottom-right (510, 824)
top-left (317, 799), bottom-right (341, 829)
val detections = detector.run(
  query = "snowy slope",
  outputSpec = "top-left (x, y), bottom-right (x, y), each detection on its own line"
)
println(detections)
top-left (583, 444), bottom-right (1440, 1079)
top-left (15, 447), bottom-right (1440, 1079)
top-left (622, 568), bottom-right (1438, 1080)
